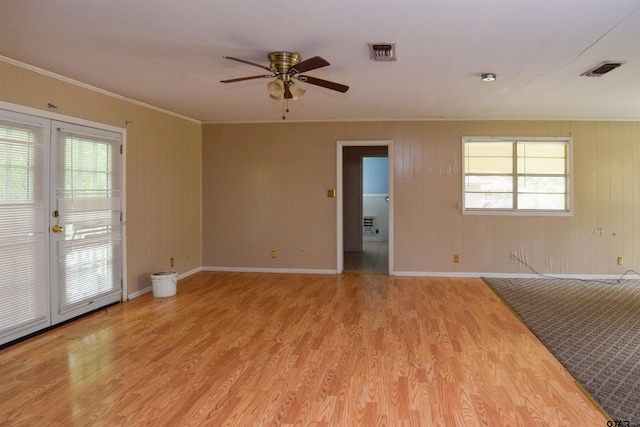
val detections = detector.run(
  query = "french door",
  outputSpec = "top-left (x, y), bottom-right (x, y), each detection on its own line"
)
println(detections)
top-left (49, 121), bottom-right (123, 324)
top-left (0, 109), bottom-right (123, 346)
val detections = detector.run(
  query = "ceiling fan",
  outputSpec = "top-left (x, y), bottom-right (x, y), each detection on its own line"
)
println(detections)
top-left (220, 51), bottom-right (349, 118)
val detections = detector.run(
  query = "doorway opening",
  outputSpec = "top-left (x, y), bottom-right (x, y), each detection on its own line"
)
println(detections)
top-left (336, 141), bottom-right (393, 274)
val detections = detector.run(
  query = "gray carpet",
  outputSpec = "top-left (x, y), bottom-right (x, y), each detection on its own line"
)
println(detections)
top-left (483, 277), bottom-right (640, 423)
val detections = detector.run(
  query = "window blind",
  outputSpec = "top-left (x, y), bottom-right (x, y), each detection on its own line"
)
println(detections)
top-left (463, 137), bottom-right (571, 215)
top-left (0, 114), bottom-right (49, 339)
top-left (54, 126), bottom-right (122, 314)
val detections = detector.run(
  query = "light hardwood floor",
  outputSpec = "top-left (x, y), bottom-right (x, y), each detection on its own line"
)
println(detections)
top-left (0, 272), bottom-right (607, 426)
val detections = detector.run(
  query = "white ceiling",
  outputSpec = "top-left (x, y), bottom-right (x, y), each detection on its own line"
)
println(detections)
top-left (1, 0), bottom-right (639, 123)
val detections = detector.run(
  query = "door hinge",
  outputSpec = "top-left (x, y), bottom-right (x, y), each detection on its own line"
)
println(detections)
top-left (120, 144), bottom-right (123, 154)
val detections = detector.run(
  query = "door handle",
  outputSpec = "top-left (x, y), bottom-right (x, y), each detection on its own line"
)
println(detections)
top-left (51, 225), bottom-right (64, 233)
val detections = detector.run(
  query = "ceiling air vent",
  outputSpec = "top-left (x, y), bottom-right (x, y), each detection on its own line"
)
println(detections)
top-left (581, 61), bottom-right (626, 77)
top-left (369, 43), bottom-right (396, 61)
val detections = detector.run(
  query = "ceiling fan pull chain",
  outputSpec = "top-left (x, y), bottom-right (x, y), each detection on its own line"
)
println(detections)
top-left (281, 99), bottom-right (292, 120)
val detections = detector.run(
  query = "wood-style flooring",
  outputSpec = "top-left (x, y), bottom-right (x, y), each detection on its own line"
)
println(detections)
top-left (0, 272), bottom-right (607, 426)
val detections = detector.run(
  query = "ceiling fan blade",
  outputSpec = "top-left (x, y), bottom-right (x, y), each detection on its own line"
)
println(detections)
top-left (290, 56), bottom-right (330, 74)
top-left (223, 56), bottom-right (272, 72)
top-left (296, 75), bottom-right (349, 93)
top-left (220, 74), bottom-right (273, 83)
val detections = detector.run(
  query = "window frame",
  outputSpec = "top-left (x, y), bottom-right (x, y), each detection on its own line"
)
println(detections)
top-left (462, 136), bottom-right (573, 216)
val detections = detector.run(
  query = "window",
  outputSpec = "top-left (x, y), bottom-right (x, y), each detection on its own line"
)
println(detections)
top-left (462, 137), bottom-right (572, 215)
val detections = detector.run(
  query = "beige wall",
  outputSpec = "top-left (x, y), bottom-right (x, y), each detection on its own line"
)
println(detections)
top-left (203, 120), bottom-right (640, 276)
top-left (0, 61), bottom-right (202, 294)
top-left (3, 59), bottom-right (638, 280)
top-left (202, 123), bottom-right (340, 271)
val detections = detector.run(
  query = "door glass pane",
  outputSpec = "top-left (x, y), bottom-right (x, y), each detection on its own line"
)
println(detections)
top-left (55, 126), bottom-right (122, 315)
top-left (0, 114), bottom-right (49, 343)
top-left (59, 237), bottom-right (121, 310)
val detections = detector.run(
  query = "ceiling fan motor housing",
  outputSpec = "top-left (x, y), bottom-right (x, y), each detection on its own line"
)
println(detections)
top-left (268, 51), bottom-right (301, 76)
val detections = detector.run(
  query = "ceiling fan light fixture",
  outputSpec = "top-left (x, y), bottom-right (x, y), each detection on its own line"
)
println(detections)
top-left (267, 79), bottom-right (305, 101)
top-left (267, 79), bottom-right (285, 100)
top-left (289, 82), bottom-right (305, 100)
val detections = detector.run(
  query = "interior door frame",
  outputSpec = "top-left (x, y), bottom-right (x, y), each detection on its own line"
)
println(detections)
top-left (336, 140), bottom-right (394, 274)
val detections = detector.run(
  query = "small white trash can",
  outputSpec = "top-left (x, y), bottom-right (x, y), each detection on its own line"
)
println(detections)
top-left (151, 270), bottom-right (177, 297)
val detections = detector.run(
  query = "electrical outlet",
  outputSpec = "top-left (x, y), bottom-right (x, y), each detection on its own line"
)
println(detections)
top-left (453, 254), bottom-right (460, 264)
top-left (170, 257), bottom-right (174, 268)
top-left (617, 256), bottom-right (623, 266)
top-left (271, 250), bottom-right (277, 259)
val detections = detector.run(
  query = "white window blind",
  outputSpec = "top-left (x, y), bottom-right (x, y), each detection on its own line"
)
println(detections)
top-left (0, 114), bottom-right (49, 340)
top-left (55, 126), bottom-right (122, 314)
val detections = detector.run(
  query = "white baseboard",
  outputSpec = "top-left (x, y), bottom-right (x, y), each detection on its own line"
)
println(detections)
top-left (481, 272), bottom-right (640, 280)
top-left (393, 271), bottom-right (640, 280)
top-left (127, 286), bottom-right (152, 300)
top-left (127, 268), bottom-right (639, 299)
top-left (178, 266), bottom-right (202, 280)
top-left (393, 271), bottom-right (488, 278)
top-left (202, 266), bottom-right (338, 275)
